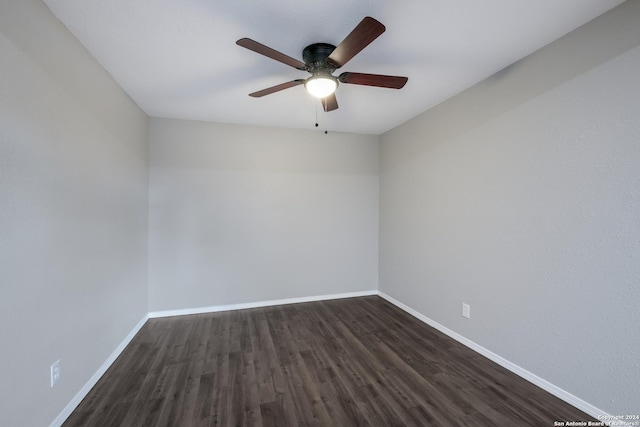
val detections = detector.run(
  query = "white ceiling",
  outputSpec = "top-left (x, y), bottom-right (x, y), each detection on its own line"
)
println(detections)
top-left (42, 0), bottom-right (625, 135)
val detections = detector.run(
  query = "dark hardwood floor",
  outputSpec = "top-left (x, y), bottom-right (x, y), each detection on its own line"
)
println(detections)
top-left (63, 296), bottom-right (593, 426)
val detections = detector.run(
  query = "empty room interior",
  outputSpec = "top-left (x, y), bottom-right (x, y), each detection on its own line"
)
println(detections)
top-left (1, 0), bottom-right (639, 426)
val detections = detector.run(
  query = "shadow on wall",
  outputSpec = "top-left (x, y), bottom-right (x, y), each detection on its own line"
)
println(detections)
top-left (380, 0), bottom-right (640, 170)
top-left (0, 1), bottom-right (146, 143)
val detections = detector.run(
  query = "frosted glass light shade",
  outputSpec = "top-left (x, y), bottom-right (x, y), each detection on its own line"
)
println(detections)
top-left (305, 76), bottom-right (337, 98)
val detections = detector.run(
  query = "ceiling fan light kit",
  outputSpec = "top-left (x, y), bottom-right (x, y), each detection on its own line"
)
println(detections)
top-left (305, 74), bottom-right (338, 98)
top-left (236, 16), bottom-right (408, 113)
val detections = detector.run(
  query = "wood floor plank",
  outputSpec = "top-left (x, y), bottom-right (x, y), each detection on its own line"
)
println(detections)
top-left (63, 296), bottom-right (595, 426)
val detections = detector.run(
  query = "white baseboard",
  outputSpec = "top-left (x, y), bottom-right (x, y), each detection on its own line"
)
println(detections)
top-left (148, 290), bottom-right (378, 318)
top-left (49, 314), bottom-right (149, 427)
top-left (377, 291), bottom-right (610, 421)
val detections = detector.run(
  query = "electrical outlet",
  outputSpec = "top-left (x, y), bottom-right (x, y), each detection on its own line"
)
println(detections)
top-left (50, 359), bottom-right (61, 387)
top-left (462, 303), bottom-right (471, 319)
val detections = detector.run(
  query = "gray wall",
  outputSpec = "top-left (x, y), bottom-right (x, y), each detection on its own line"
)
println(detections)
top-left (148, 118), bottom-right (379, 311)
top-left (380, 0), bottom-right (640, 414)
top-left (0, 1), bottom-right (149, 426)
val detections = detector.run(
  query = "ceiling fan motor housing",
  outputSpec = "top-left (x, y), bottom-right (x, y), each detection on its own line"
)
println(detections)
top-left (302, 43), bottom-right (337, 74)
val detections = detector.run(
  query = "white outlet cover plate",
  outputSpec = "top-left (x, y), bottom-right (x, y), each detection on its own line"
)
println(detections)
top-left (51, 360), bottom-right (61, 387)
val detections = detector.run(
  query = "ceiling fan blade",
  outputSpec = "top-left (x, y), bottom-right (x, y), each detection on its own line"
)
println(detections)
top-left (249, 80), bottom-right (305, 97)
top-left (338, 72), bottom-right (408, 89)
top-left (327, 17), bottom-right (385, 68)
top-left (236, 38), bottom-right (306, 70)
top-left (321, 93), bottom-right (339, 112)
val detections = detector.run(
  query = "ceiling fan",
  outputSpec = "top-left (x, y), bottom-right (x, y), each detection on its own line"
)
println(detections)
top-left (236, 17), bottom-right (408, 112)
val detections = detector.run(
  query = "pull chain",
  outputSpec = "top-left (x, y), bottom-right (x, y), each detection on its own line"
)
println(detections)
top-left (313, 101), bottom-right (328, 134)
top-left (324, 107), bottom-right (328, 134)
top-left (315, 102), bottom-right (319, 128)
